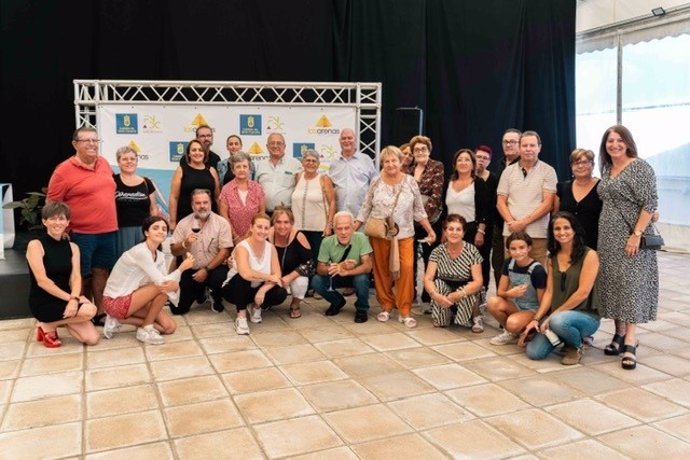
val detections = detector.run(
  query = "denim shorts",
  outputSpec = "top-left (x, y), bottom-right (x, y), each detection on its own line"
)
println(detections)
top-left (71, 231), bottom-right (117, 276)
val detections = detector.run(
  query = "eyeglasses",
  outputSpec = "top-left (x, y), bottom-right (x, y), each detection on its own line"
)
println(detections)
top-left (502, 140), bottom-right (518, 145)
top-left (76, 139), bottom-right (102, 144)
top-left (413, 146), bottom-right (429, 153)
top-left (572, 160), bottom-right (593, 166)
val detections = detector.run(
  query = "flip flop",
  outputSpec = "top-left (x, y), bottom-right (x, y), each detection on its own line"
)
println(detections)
top-left (290, 307), bottom-right (302, 319)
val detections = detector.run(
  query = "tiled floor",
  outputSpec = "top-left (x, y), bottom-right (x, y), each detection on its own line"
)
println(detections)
top-left (1, 251), bottom-right (690, 459)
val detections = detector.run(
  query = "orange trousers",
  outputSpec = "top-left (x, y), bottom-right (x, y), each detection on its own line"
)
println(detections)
top-left (370, 236), bottom-right (415, 316)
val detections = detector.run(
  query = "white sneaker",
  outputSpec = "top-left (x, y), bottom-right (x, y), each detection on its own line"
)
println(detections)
top-left (136, 326), bottom-right (164, 345)
top-left (103, 314), bottom-right (121, 339)
top-left (249, 304), bottom-right (262, 323)
top-left (489, 330), bottom-right (519, 345)
top-left (471, 316), bottom-right (484, 333)
top-left (235, 317), bottom-right (250, 335)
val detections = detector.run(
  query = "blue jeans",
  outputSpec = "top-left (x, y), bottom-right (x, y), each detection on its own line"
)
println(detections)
top-left (311, 273), bottom-right (370, 312)
top-left (71, 231), bottom-right (117, 276)
top-left (526, 310), bottom-right (600, 360)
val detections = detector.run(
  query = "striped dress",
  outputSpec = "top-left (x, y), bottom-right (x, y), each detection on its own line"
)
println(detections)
top-left (429, 242), bottom-right (483, 327)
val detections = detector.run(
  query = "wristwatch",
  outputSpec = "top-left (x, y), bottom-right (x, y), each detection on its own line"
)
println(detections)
top-left (633, 229), bottom-right (643, 237)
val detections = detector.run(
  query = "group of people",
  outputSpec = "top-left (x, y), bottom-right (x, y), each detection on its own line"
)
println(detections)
top-left (28, 122), bottom-right (659, 371)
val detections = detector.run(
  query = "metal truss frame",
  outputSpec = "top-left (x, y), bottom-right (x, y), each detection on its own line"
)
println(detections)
top-left (74, 79), bottom-right (382, 160)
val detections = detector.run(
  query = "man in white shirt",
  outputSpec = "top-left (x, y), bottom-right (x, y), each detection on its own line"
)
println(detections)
top-left (170, 189), bottom-right (233, 314)
top-left (496, 130), bottom-right (557, 266)
top-left (328, 128), bottom-right (377, 216)
top-left (254, 133), bottom-right (301, 214)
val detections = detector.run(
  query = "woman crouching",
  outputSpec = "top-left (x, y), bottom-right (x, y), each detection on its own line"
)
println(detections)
top-left (521, 211), bottom-right (600, 365)
top-left (27, 201), bottom-right (99, 348)
top-left (102, 216), bottom-right (194, 345)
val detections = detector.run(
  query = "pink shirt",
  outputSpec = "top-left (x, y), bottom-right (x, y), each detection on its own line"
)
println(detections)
top-left (47, 156), bottom-right (117, 234)
top-left (219, 179), bottom-right (265, 239)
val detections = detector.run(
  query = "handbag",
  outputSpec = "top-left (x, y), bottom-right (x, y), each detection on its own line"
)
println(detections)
top-left (364, 217), bottom-right (389, 239)
top-left (617, 206), bottom-right (664, 251)
top-left (363, 178), bottom-right (402, 239)
top-left (640, 227), bottom-right (664, 250)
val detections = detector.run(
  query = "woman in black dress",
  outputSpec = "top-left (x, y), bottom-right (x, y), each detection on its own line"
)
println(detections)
top-left (26, 202), bottom-right (100, 348)
top-left (168, 139), bottom-right (220, 231)
top-left (553, 149), bottom-right (602, 249)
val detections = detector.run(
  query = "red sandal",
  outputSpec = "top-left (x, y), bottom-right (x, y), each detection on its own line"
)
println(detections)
top-left (36, 326), bottom-right (62, 348)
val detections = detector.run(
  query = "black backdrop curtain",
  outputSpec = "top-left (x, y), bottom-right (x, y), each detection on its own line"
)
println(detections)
top-left (0, 0), bottom-right (575, 199)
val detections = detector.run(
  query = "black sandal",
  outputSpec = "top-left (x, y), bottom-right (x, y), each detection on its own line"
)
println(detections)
top-left (604, 334), bottom-right (625, 356)
top-left (621, 344), bottom-right (637, 370)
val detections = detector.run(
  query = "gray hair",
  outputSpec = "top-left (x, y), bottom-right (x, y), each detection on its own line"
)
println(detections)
top-left (115, 146), bottom-right (137, 161)
top-left (190, 188), bottom-right (212, 201)
top-left (333, 210), bottom-right (354, 227)
top-left (230, 151), bottom-right (252, 168)
top-left (301, 149), bottom-right (320, 164)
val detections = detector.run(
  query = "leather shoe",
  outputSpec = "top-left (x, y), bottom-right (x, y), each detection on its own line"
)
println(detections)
top-left (325, 302), bottom-right (344, 316)
top-left (354, 311), bottom-right (368, 323)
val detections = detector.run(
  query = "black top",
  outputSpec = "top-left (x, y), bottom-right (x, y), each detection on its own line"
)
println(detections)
top-left (557, 179), bottom-right (602, 249)
top-left (275, 232), bottom-right (313, 275)
top-left (114, 174), bottom-right (155, 227)
top-left (483, 171), bottom-right (499, 230)
top-left (177, 162), bottom-right (217, 221)
top-left (28, 234), bottom-right (72, 310)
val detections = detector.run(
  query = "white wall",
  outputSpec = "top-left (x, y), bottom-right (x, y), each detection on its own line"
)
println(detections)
top-left (577, 0), bottom-right (690, 32)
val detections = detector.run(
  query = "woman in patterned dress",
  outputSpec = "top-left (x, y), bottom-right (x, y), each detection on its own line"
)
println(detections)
top-left (423, 214), bottom-right (484, 330)
top-left (596, 125), bottom-right (658, 370)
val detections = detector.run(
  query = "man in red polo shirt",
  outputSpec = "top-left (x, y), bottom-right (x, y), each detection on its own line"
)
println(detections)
top-left (48, 127), bottom-right (118, 324)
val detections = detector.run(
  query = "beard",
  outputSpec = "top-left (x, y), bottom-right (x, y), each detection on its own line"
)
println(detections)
top-left (194, 209), bottom-right (210, 220)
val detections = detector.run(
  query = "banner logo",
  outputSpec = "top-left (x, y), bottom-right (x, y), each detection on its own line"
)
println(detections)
top-left (308, 115), bottom-right (340, 135)
top-left (142, 115), bottom-right (162, 133)
top-left (183, 114), bottom-right (210, 134)
top-left (127, 141), bottom-right (149, 160)
top-left (169, 141), bottom-right (188, 162)
top-left (247, 142), bottom-right (264, 155)
top-left (116, 114), bottom-right (138, 134)
top-left (266, 115), bottom-right (285, 132)
top-left (240, 115), bottom-right (262, 136)
top-left (293, 143), bottom-right (315, 158)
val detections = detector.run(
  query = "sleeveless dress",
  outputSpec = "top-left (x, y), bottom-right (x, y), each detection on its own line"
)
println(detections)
top-left (177, 162), bottom-right (216, 221)
top-left (28, 234), bottom-right (73, 322)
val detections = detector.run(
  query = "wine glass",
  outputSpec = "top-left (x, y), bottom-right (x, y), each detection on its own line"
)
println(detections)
top-left (191, 218), bottom-right (201, 234)
top-left (327, 263), bottom-right (337, 291)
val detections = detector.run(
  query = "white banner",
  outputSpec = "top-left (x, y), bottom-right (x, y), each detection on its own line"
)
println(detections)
top-left (97, 105), bottom-right (357, 213)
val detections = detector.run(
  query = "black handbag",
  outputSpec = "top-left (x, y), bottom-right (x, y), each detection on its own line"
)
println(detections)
top-left (640, 227), bottom-right (664, 250)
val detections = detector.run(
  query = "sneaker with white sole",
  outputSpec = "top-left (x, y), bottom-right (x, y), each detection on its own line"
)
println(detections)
top-left (249, 304), bottom-right (262, 323)
top-left (103, 314), bottom-right (121, 339)
top-left (210, 298), bottom-right (224, 313)
top-left (235, 317), bottom-right (250, 335)
top-left (136, 326), bottom-right (164, 345)
top-left (489, 329), bottom-right (518, 345)
top-left (471, 316), bottom-right (484, 333)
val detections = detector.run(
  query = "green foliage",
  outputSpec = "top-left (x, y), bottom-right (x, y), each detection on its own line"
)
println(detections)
top-left (2, 192), bottom-right (46, 231)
